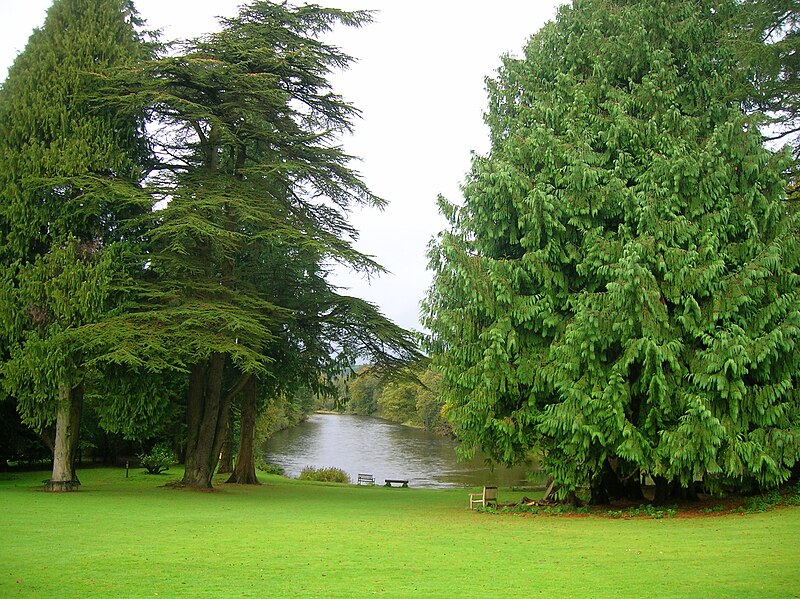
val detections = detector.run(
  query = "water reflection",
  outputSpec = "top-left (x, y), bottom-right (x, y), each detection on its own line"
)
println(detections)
top-left (262, 413), bottom-right (534, 489)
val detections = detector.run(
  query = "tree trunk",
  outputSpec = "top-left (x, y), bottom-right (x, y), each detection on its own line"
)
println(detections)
top-left (668, 480), bottom-right (698, 501)
top-left (46, 383), bottom-right (83, 492)
top-left (652, 476), bottom-right (669, 506)
top-left (217, 418), bottom-right (234, 474)
top-left (181, 353), bottom-right (227, 489)
top-left (790, 461), bottom-right (800, 485)
top-left (227, 375), bottom-right (260, 485)
top-left (624, 473), bottom-right (645, 501)
top-left (590, 476), bottom-right (610, 505)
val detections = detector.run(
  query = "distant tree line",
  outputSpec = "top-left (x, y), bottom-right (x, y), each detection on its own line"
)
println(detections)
top-left (319, 364), bottom-right (449, 434)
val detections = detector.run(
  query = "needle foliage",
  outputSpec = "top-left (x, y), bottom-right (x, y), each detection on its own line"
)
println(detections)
top-left (425, 0), bottom-right (800, 502)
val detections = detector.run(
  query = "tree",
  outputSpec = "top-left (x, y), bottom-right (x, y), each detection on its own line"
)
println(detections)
top-left (377, 379), bottom-right (418, 425)
top-left (425, 0), bottom-right (800, 503)
top-left (347, 366), bottom-right (382, 416)
top-left (97, 1), bottom-right (419, 489)
top-left (0, 0), bottom-right (151, 491)
top-left (341, 363), bottom-right (445, 432)
top-left (415, 368), bottom-right (446, 434)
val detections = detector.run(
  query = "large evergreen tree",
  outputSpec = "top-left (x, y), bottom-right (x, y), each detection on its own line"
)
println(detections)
top-left (0, 0), bottom-right (151, 491)
top-left (94, 1), bottom-right (419, 489)
top-left (425, 0), bottom-right (800, 503)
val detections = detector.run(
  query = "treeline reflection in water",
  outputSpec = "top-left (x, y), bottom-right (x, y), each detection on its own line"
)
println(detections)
top-left (262, 413), bottom-right (534, 489)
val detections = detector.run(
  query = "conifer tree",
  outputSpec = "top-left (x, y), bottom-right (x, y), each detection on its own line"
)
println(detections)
top-left (97, 1), bottom-right (419, 489)
top-left (0, 0), bottom-right (150, 491)
top-left (425, 0), bottom-right (800, 503)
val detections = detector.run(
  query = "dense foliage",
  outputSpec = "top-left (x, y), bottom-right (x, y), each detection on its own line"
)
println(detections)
top-left (0, 0), bottom-right (419, 489)
top-left (327, 365), bottom-right (448, 433)
top-left (0, 0), bottom-right (151, 489)
top-left (137, 442), bottom-right (176, 474)
top-left (298, 465), bottom-right (350, 484)
top-left (425, 0), bottom-right (800, 502)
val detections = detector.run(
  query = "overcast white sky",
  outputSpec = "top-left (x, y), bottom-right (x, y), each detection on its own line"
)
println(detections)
top-left (0, 0), bottom-right (568, 332)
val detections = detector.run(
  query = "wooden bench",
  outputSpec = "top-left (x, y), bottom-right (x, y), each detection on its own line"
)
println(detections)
top-left (384, 479), bottom-right (409, 488)
top-left (357, 473), bottom-right (375, 485)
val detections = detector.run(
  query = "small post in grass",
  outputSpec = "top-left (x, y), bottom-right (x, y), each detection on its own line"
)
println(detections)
top-left (126, 460), bottom-right (129, 478)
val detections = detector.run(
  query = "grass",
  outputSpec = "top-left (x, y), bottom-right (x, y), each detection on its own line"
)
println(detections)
top-left (1, 468), bottom-right (799, 598)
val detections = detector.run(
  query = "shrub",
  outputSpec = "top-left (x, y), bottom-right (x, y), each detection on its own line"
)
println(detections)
top-left (137, 443), bottom-right (176, 475)
top-left (255, 456), bottom-right (286, 476)
top-left (298, 466), bottom-right (350, 484)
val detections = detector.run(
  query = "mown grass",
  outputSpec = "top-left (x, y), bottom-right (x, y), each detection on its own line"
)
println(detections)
top-left (1, 467), bottom-right (799, 598)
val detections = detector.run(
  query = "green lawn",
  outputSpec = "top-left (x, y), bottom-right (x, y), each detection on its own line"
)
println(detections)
top-left (1, 468), bottom-right (798, 598)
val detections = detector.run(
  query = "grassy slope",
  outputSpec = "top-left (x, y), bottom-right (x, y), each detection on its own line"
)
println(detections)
top-left (1, 468), bottom-right (799, 598)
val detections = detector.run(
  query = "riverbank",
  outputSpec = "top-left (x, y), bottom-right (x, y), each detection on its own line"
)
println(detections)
top-left (2, 467), bottom-right (799, 597)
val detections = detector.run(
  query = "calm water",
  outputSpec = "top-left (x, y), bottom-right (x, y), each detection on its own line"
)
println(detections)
top-left (262, 413), bottom-right (534, 489)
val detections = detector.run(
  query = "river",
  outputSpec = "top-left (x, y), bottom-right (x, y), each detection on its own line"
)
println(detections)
top-left (261, 412), bottom-right (535, 489)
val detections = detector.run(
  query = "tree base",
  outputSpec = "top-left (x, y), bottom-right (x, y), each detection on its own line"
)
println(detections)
top-left (225, 471), bottom-right (261, 485)
top-left (44, 479), bottom-right (80, 492)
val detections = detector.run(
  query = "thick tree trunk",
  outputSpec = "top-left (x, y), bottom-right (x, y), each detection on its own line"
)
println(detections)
top-left (46, 383), bottom-right (83, 492)
top-left (652, 476), bottom-right (669, 506)
top-left (227, 375), bottom-right (260, 485)
top-left (182, 353), bottom-right (227, 489)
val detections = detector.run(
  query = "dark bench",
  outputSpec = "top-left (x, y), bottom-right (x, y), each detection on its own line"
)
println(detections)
top-left (384, 479), bottom-right (409, 488)
top-left (357, 473), bottom-right (375, 485)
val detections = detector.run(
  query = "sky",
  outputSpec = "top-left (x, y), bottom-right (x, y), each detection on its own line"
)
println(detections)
top-left (0, 0), bottom-right (569, 332)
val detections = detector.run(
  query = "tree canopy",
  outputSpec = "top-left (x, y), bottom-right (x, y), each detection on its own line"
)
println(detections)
top-left (0, 0), bottom-right (151, 490)
top-left (424, 0), bottom-right (800, 503)
top-left (86, 1), bottom-right (419, 488)
top-left (0, 0), bottom-right (420, 489)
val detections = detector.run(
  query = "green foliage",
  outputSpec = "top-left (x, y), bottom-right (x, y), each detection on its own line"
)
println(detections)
top-left (339, 364), bottom-right (447, 432)
top-left (415, 369), bottom-right (448, 433)
top-left (256, 390), bottom-right (313, 440)
top-left (254, 458), bottom-right (286, 476)
top-left (377, 380), bottom-right (419, 425)
top-left (87, 368), bottom-right (185, 442)
top-left (425, 0), bottom-right (800, 499)
top-left (0, 0), bottom-right (151, 262)
top-left (298, 466), bottom-right (350, 484)
top-left (0, 0), bottom-right (152, 464)
top-left (347, 367), bottom-right (382, 416)
top-left (137, 442), bottom-right (176, 474)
